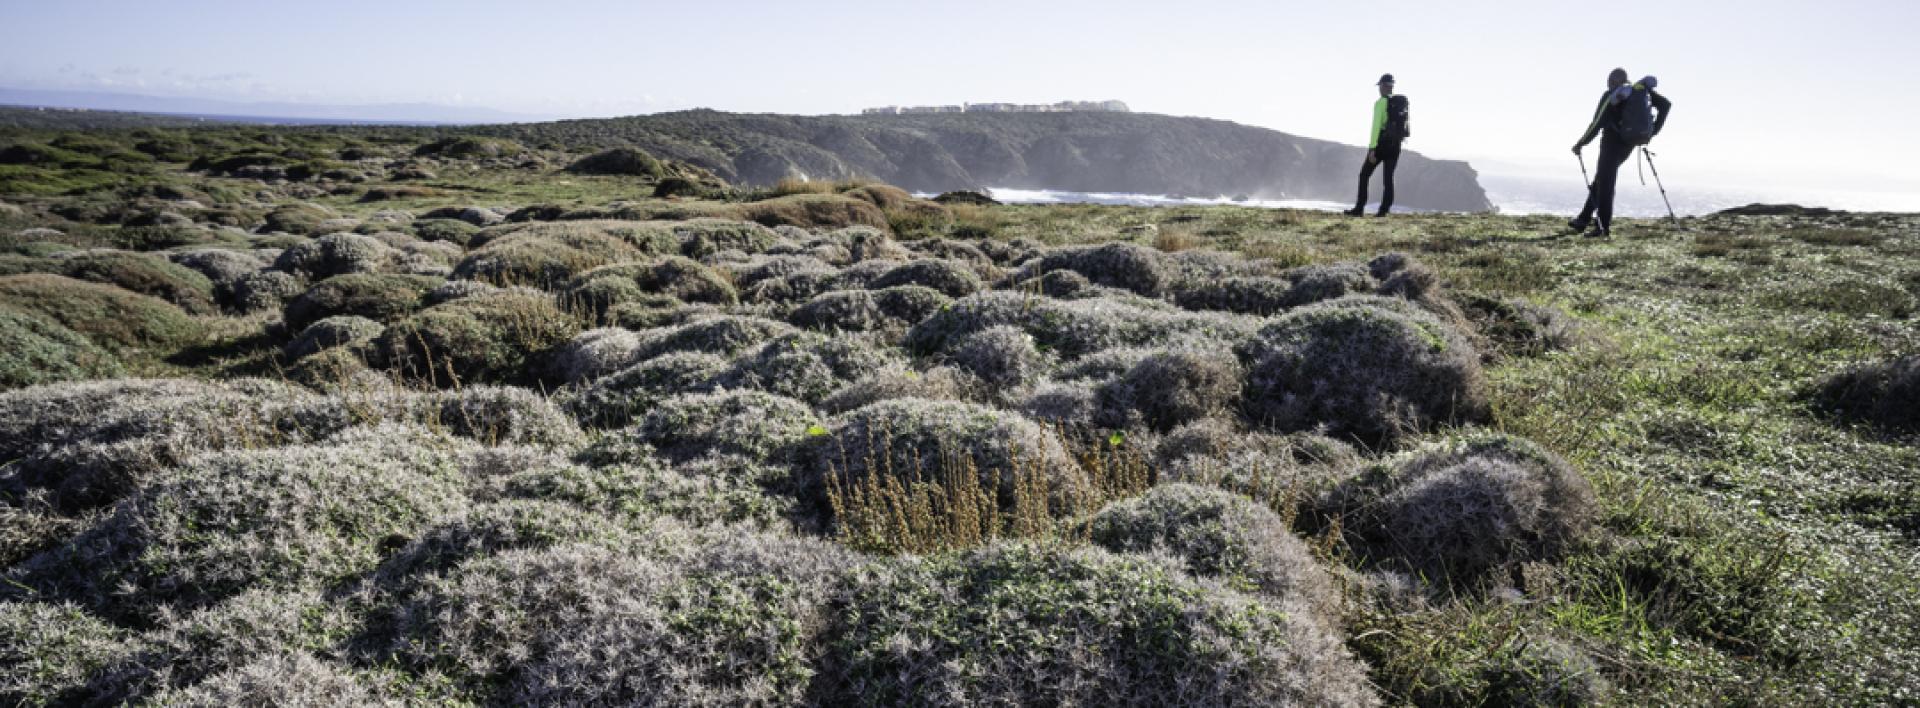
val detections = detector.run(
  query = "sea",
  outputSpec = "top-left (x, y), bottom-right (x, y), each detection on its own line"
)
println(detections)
top-left (972, 174), bottom-right (1920, 217)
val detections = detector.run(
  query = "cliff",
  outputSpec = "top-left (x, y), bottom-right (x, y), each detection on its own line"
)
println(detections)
top-left (476, 109), bottom-right (1494, 212)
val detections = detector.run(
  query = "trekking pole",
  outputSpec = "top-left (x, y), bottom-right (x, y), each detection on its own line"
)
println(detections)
top-left (1641, 147), bottom-right (1677, 222)
top-left (1577, 153), bottom-right (1590, 188)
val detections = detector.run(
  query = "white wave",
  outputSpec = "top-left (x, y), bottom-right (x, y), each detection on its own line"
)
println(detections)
top-left (980, 187), bottom-right (1352, 212)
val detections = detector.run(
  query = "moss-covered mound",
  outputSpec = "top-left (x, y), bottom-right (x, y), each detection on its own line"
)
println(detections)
top-left (1240, 296), bottom-right (1486, 442)
top-left (55, 251), bottom-right (218, 314)
top-left (452, 224), bottom-right (647, 289)
top-left (819, 543), bottom-right (1378, 706)
top-left (0, 274), bottom-right (200, 352)
top-left (374, 291), bottom-right (581, 387)
top-left (737, 194), bottom-right (890, 231)
top-left (0, 309), bottom-right (123, 390)
top-left (565, 146), bottom-right (665, 177)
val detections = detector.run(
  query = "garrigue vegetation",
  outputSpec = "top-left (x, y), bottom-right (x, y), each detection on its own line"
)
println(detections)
top-left (1, 110), bottom-right (1917, 705)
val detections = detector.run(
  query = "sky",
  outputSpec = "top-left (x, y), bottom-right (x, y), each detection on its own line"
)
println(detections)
top-left (3, 0), bottom-right (1918, 201)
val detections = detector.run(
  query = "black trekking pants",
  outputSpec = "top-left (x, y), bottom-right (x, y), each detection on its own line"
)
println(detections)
top-left (1354, 142), bottom-right (1401, 214)
top-left (1578, 138), bottom-right (1633, 231)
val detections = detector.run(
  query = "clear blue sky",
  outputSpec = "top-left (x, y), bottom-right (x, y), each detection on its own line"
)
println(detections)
top-left (3, 0), bottom-right (1917, 195)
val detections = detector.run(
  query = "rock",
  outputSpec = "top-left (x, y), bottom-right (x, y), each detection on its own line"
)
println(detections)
top-left (1715, 203), bottom-right (1844, 217)
top-left (14, 227), bottom-right (64, 240)
top-left (933, 190), bottom-right (1000, 206)
top-left (0, 202), bottom-right (23, 217)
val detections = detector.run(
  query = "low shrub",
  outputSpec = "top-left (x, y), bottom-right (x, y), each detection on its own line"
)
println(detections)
top-left (564, 256), bottom-right (738, 313)
top-left (820, 364), bottom-right (967, 414)
top-left (1240, 295), bottom-right (1486, 443)
top-left (271, 232), bottom-right (397, 279)
top-left (563, 351), bottom-right (729, 428)
top-left (819, 543), bottom-right (1377, 706)
top-left (1098, 348), bottom-right (1242, 432)
top-left (1456, 291), bottom-right (1584, 358)
top-left (227, 270), bottom-right (304, 313)
top-left (77, 588), bottom-right (354, 705)
top-left (675, 218), bottom-right (780, 258)
top-left (283, 315), bottom-right (383, 361)
top-left (282, 273), bottom-right (440, 331)
top-left (1332, 435), bottom-right (1597, 590)
top-left (1016, 242), bottom-right (1174, 297)
top-left (1174, 276), bottom-right (1295, 315)
top-left (1278, 262), bottom-right (1378, 307)
top-left (629, 389), bottom-right (820, 464)
top-left (374, 291), bottom-right (581, 387)
top-left (631, 314), bottom-right (798, 360)
top-left (390, 533), bottom-right (856, 705)
top-left (906, 291), bottom-right (1263, 361)
top-left (868, 258), bottom-right (983, 297)
top-left (1089, 484), bottom-right (1342, 620)
top-left (0, 274), bottom-right (200, 352)
top-left (716, 332), bottom-right (904, 404)
top-left (950, 325), bottom-right (1051, 390)
top-left (9, 424), bottom-right (472, 622)
top-left (1811, 355), bottom-right (1920, 433)
top-left (789, 285), bottom-right (951, 336)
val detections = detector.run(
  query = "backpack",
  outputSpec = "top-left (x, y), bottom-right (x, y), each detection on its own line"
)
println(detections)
top-left (1615, 83), bottom-right (1655, 146)
top-left (1382, 95), bottom-right (1411, 142)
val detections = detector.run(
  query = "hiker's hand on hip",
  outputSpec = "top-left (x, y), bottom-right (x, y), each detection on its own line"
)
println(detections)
top-left (1367, 150), bottom-right (1377, 164)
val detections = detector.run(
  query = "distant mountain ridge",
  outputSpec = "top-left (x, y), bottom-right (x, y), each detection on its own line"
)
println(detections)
top-left (0, 87), bottom-right (549, 125)
top-left (473, 109), bottom-right (1493, 212)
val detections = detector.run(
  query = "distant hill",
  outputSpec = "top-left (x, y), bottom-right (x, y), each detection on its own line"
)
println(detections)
top-left (0, 87), bottom-right (548, 125)
top-left (471, 109), bottom-right (1493, 212)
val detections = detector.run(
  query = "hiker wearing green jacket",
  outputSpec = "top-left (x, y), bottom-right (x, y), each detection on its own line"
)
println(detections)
top-left (1345, 74), bottom-right (1408, 217)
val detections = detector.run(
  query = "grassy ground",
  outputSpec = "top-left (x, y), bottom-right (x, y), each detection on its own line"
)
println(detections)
top-left (988, 205), bottom-right (1920, 703)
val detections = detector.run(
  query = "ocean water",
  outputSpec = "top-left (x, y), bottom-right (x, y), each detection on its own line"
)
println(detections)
top-left (971, 175), bottom-right (1919, 217)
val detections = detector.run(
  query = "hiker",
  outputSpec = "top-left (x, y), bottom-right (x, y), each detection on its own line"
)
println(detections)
top-left (1345, 73), bottom-right (1409, 217)
top-left (1570, 69), bottom-right (1671, 236)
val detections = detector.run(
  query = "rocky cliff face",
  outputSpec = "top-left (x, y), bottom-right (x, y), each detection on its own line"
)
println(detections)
top-left (488, 110), bottom-right (1493, 212)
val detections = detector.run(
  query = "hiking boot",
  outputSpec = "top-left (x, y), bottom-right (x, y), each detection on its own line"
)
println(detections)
top-left (1582, 225), bottom-right (1611, 239)
top-left (1566, 218), bottom-right (1590, 232)
top-left (1341, 207), bottom-right (1365, 217)
top-left (1374, 210), bottom-right (1391, 217)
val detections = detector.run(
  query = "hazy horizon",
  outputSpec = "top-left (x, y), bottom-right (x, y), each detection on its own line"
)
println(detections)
top-left (5, 0), bottom-right (1917, 205)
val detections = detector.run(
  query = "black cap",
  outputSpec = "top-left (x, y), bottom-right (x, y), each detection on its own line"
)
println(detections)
top-left (1377, 73), bottom-right (1395, 85)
